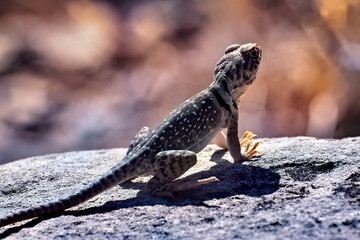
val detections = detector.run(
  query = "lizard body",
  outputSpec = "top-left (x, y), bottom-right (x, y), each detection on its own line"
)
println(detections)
top-left (0, 43), bottom-right (262, 227)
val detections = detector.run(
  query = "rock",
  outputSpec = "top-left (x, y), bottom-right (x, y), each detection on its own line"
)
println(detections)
top-left (0, 137), bottom-right (359, 239)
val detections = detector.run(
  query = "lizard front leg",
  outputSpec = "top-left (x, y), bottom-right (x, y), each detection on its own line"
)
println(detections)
top-left (226, 107), bottom-right (244, 162)
top-left (228, 123), bottom-right (261, 162)
top-left (212, 129), bottom-right (261, 161)
top-left (147, 150), bottom-right (218, 197)
top-left (239, 131), bottom-right (261, 160)
top-left (213, 104), bottom-right (261, 162)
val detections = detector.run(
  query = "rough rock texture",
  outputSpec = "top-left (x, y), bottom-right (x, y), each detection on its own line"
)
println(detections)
top-left (0, 137), bottom-right (359, 239)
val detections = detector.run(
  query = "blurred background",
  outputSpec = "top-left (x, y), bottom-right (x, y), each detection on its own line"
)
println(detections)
top-left (0, 0), bottom-right (359, 164)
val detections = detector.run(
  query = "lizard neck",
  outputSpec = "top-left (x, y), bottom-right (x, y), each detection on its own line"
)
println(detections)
top-left (231, 85), bottom-right (249, 103)
top-left (209, 72), bottom-right (241, 108)
top-left (208, 81), bottom-right (233, 113)
top-left (210, 72), bottom-right (248, 105)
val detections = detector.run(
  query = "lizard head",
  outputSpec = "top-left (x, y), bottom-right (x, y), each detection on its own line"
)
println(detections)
top-left (214, 43), bottom-right (262, 90)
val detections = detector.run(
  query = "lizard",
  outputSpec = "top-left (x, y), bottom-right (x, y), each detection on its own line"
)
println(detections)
top-left (0, 43), bottom-right (262, 228)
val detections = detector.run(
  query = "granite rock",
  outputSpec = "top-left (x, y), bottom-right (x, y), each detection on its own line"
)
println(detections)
top-left (0, 137), bottom-right (359, 239)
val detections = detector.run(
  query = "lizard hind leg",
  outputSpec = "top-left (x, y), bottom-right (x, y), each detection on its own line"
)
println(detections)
top-left (127, 126), bottom-right (152, 154)
top-left (147, 150), bottom-right (218, 198)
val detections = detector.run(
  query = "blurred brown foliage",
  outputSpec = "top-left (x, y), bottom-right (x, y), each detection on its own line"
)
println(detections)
top-left (0, 0), bottom-right (359, 164)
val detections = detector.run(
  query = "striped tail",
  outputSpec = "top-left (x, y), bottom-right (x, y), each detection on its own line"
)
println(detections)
top-left (0, 164), bottom-right (128, 228)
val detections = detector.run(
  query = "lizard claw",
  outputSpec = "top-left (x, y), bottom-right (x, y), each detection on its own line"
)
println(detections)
top-left (235, 131), bottom-right (262, 162)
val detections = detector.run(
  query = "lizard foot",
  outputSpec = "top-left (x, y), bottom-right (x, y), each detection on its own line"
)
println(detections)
top-left (171, 176), bottom-right (220, 192)
top-left (236, 131), bottom-right (262, 162)
top-left (149, 177), bottom-right (219, 198)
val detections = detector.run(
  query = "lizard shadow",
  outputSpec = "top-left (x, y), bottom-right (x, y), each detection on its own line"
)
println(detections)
top-left (0, 217), bottom-right (50, 239)
top-left (65, 149), bottom-right (280, 215)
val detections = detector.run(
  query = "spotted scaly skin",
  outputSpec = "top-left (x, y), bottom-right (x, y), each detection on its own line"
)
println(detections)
top-left (0, 43), bottom-right (262, 228)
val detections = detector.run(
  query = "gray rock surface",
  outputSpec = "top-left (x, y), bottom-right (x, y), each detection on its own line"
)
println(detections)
top-left (0, 137), bottom-right (359, 239)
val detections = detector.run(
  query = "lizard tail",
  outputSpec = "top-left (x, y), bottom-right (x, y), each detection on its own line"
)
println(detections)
top-left (0, 165), bottom-right (127, 228)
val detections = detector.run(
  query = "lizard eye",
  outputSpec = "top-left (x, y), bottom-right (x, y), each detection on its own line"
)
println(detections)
top-left (249, 48), bottom-right (259, 58)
